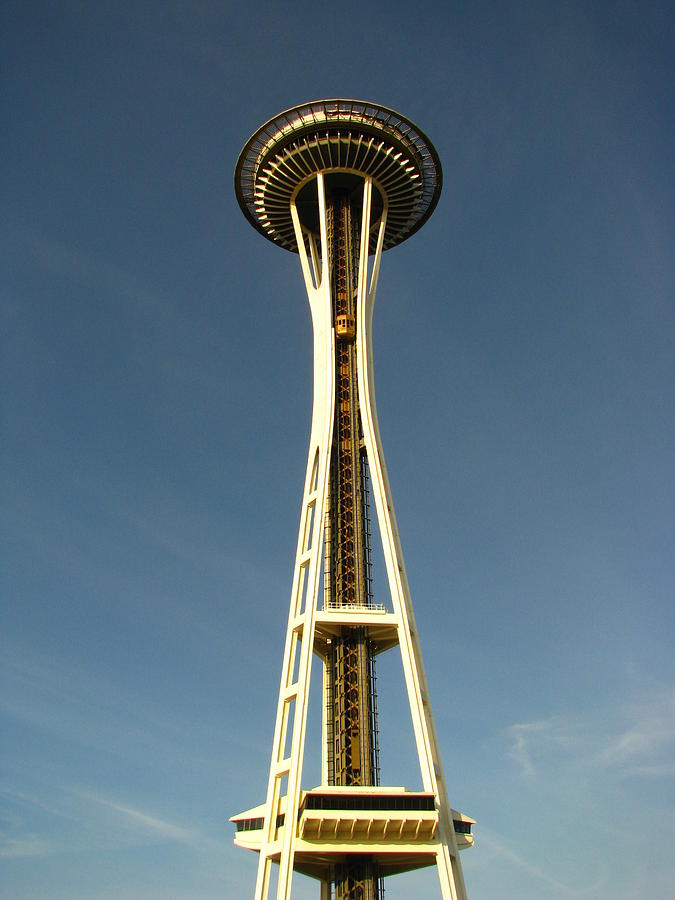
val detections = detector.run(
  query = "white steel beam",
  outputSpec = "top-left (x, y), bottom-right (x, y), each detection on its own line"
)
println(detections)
top-left (355, 178), bottom-right (469, 900)
top-left (254, 174), bottom-right (335, 900)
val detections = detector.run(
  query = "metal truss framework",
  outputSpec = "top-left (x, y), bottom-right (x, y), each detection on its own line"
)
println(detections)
top-left (248, 171), bottom-right (469, 900)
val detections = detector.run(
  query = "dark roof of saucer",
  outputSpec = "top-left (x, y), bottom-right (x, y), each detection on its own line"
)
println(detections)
top-left (235, 100), bottom-right (442, 253)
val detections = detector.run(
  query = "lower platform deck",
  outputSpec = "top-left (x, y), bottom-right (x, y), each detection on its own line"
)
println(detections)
top-left (231, 786), bottom-right (474, 881)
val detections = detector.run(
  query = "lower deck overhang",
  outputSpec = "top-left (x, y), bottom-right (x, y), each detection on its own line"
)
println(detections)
top-left (230, 787), bottom-right (474, 881)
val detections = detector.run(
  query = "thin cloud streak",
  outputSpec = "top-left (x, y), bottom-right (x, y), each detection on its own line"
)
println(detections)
top-left (505, 684), bottom-right (675, 779)
top-left (596, 685), bottom-right (675, 769)
top-left (0, 641), bottom-right (250, 769)
top-left (77, 789), bottom-right (226, 854)
top-left (505, 720), bottom-right (550, 778)
top-left (0, 783), bottom-right (226, 862)
top-left (84, 794), bottom-right (196, 844)
top-left (478, 828), bottom-right (582, 898)
top-left (0, 835), bottom-right (56, 860)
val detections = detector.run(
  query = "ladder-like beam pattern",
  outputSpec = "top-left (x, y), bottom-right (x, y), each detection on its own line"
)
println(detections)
top-left (254, 175), bottom-right (335, 900)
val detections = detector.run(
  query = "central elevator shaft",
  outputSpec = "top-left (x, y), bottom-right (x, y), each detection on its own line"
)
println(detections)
top-left (324, 187), bottom-right (382, 900)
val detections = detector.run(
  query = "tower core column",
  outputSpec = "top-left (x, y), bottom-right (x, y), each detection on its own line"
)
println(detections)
top-left (325, 186), bottom-right (380, 900)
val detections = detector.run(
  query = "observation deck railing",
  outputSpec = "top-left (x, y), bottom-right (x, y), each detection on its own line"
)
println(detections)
top-left (323, 598), bottom-right (387, 613)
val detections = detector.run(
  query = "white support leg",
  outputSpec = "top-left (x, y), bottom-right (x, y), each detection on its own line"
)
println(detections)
top-left (254, 173), bottom-right (335, 900)
top-left (355, 178), bottom-right (469, 900)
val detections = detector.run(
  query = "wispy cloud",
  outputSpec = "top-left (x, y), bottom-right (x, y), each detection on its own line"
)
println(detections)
top-left (0, 783), bottom-right (223, 863)
top-left (83, 794), bottom-right (196, 845)
top-left (505, 684), bottom-right (675, 779)
top-left (628, 763), bottom-right (675, 778)
top-left (596, 685), bottom-right (675, 772)
top-left (479, 828), bottom-right (583, 898)
top-left (0, 834), bottom-right (56, 860)
top-left (72, 788), bottom-right (226, 854)
top-left (0, 640), bottom-right (248, 771)
top-left (506, 720), bottom-right (551, 778)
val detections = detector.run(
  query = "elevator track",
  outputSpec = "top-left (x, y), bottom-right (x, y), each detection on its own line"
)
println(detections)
top-left (325, 189), bottom-right (384, 900)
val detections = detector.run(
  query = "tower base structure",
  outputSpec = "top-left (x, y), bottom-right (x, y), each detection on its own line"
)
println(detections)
top-left (232, 101), bottom-right (474, 900)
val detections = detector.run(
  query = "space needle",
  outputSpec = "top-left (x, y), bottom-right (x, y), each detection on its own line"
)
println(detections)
top-left (230, 100), bottom-right (473, 900)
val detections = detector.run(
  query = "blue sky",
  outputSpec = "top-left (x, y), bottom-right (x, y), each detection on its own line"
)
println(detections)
top-left (2, 2), bottom-right (673, 898)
